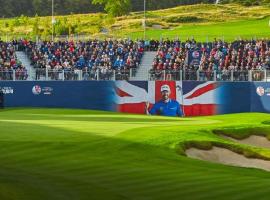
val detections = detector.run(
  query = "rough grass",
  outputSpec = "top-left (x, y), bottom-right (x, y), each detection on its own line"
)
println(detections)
top-left (0, 3), bottom-right (270, 41)
top-left (0, 109), bottom-right (270, 199)
top-left (213, 127), bottom-right (270, 139)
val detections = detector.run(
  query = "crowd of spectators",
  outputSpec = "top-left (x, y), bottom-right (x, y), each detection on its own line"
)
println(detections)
top-left (20, 39), bottom-right (144, 80)
top-left (0, 40), bottom-right (28, 80)
top-left (1, 38), bottom-right (270, 82)
top-left (150, 38), bottom-right (270, 81)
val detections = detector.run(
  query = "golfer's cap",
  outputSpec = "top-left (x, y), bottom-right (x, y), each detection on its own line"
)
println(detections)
top-left (161, 85), bottom-right (170, 92)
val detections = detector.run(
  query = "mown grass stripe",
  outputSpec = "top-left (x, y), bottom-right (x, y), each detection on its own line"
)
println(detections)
top-left (0, 109), bottom-right (270, 199)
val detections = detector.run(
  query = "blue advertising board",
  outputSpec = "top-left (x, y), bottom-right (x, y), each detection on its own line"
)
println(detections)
top-left (0, 81), bottom-right (269, 116)
top-left (251, 82), bottom-right (270, 113)
top-left (0, 81), bottom-right (115, 111)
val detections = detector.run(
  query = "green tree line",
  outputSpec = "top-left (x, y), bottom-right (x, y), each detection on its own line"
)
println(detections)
top-left (0, 0), bottom-right (268, 18)
top-left (0, 0), bottom-right (216, 18)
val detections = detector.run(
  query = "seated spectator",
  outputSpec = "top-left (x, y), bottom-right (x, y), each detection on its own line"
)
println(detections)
top-left (150, 38), bottom-right (270, 81)
top-left (0, 40), bottom-right (28, 80)
top-left (22, 39), bottom-right (144, 80)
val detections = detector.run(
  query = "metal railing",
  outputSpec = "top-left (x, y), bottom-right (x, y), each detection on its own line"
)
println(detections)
top-left (1, 68), bottom-right (270, 82)
top-left (0, 70), bottom-right (14, 81)
top-left (0, 70), bottom-right (28, 81)
top-left (0, 68), bottom-right (137, 81)
top-left (149, 69), bottom-right (270, 82)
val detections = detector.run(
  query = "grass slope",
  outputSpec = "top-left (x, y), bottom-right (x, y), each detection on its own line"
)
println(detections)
top-left (0, 108), bottom-right (270, 199)
top-left (1, 4), bottom-right (270, 41)
top-left (131, 18), bottom-right (270, 42)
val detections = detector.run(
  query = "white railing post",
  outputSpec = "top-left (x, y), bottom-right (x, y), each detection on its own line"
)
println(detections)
top-left (183, 69), bottom-right (186, 81)
top-left (28, 68), bottom-right (31, 81)
top-left (163, 70), bottom-right (166, 81)
top-left (79, 70), bottom-right (82, 81)
top-left (46, 68), bottom-right (49, 81)
top-left (130, 68), bottom-right (132, 78)
top-left (231, 70), bottom-right (234, 81)
top-left (214, 70), bottom-right (217, 81)
top-left (113, 70), bottom-right (116, 81)
top-left (13, 70), bottom-right (16, 81)
top-left (264, 70), bottom-right (267, 82)
top-left (180, 70), bottom-right (183, 81)
top-left (62, 70), bottom-right (65, 81)
top-left (196, 70), bottom-right (199, 81)
top-left (248, 70), bottom-right (252, 82)
top-left (97, 69), bottom-right (99, 81)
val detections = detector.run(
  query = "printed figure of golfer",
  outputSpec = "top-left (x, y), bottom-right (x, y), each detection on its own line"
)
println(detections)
top-left (145, 84), bottom-right (183, 117)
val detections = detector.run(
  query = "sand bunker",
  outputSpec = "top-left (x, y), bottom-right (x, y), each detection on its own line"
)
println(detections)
top-left (222, 135), bottom-right (270, 149)
top-left (186, 147), bottom-right (270, 171)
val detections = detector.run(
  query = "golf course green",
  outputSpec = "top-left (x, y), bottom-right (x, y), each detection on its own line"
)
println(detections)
top-left (0, 108), bottom-right (270, 200)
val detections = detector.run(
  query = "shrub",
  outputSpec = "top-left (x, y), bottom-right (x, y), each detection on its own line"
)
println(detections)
top-left (166, 16), bottom-right (204, 23)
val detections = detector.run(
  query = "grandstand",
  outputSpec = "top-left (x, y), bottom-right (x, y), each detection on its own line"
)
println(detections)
top-left (0, 41), bottom-right (28, 81)
top-left (1, 38), bottom-right (270, 82)
top-left (150, 38), bottom-right (270, 81)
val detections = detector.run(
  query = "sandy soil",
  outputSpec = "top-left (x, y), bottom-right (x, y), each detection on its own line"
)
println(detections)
top-left (186, 147), bottom-right (270, 172)
top-left (222, 135), bottom-right (270, 149)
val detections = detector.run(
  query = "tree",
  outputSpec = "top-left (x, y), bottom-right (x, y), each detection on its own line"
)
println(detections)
top-left (32, 0), bottom-right (42, 14)
top-left (33, 14), bottom-right (41, 37)
top-left (92, 0), bottom-right (131, 17)
top-left (0, 0), bottom-right (266, 18)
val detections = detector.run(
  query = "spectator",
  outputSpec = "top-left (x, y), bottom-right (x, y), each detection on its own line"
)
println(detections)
top-left (23, 39), bottom-right (144, 81)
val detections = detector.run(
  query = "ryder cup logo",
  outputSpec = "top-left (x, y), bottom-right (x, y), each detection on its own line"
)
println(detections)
top-left (32, 85), bottom-right (42, 95)
top-left (256, 86), bottom-right (265, 96)
top-left (192, 51), bottom-right (200, 59)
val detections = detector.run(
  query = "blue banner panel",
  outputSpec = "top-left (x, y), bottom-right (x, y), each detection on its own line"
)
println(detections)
top-left (217, 82), bottom-right (251, 114)
top-left (251, 83), bottom-right (270, 113)
top-left (0, 81), bottom-right (269, 116)
top-left (0, 81), bottom-right (116, 111)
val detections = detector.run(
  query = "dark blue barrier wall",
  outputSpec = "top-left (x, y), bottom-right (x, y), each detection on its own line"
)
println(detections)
top-left (251, 83), bottom-right (270, 113)
top-left (0, 81), bottom-right (269, 115)
top-left (217, 82), bottom-right (251, 114)
top-left (0, 81), bottom-right (115, 111)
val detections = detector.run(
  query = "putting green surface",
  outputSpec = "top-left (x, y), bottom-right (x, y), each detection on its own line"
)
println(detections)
top-left (0, 108), bottom-right (270, 200)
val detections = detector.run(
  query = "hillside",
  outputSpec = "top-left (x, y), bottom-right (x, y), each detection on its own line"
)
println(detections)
top-left (0, 3), bottom-right (269, 41)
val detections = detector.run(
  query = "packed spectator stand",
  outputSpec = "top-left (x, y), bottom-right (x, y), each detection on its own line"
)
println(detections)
top-left (0, 40), bottom-right (28, 80)
top-left (21, 39), bottom-right (144, 81)
top-left (150, 38), bottom-right (270, 81)
top-left (0, 38), bottom-right (270, 82)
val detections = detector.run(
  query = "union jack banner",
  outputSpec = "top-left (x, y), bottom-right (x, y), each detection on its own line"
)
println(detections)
top-left (114, 81), bottom-right (219, 116)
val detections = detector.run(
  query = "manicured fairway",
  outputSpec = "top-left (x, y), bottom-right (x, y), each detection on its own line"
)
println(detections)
top-left (127, 18), bottom-right (270, 41)
top-left (0, 108), bottom-right (270, 200)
